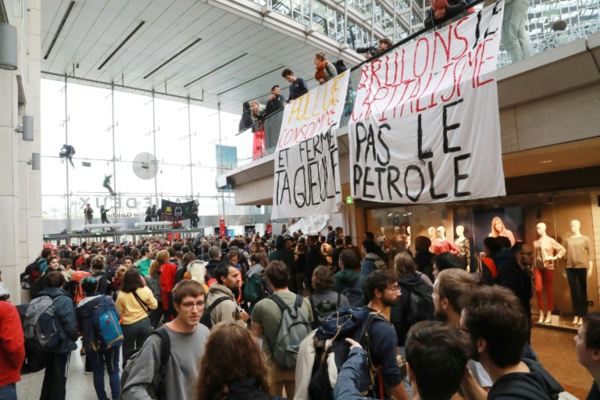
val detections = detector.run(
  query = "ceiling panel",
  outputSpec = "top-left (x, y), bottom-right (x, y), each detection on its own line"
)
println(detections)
top-left (41, 0), bottom-right (363, 114)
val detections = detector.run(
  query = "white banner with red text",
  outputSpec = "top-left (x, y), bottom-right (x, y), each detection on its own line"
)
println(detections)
top-left (349, 2), bottom-right (506, 204)
top-left (272, 72), bottom-right (349, 219)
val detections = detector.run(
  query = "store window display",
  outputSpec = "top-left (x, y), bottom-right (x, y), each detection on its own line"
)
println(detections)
top-left (489, 216), bottom-right (516, 246)
top-left (428, 226), bottom-right (437, 253)
top-left (455, 226), bottom-right (471, 271)
top-left (564, 219), bottom-right (594, 326)
top-left (433, 226), bottom-right (458, 255)
top-left (534, 222), bottom-right (566, 324)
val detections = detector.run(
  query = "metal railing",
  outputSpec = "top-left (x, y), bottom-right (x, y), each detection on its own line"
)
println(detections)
top-left (235, 0), bottom-right (600, 166)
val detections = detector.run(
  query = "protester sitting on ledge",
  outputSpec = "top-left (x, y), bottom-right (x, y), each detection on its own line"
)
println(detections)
top-left (424, 0), bottom-right (468, 29)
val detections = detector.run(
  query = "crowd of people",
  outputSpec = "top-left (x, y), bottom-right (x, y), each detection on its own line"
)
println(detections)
top-left (0, 227), bottom-right (597, 400)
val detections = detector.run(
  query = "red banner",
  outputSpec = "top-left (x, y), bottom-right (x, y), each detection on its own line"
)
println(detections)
top-left (219, 218), bottom-right (226, 237)
top-left (252, 130), bottom-right (266, 160)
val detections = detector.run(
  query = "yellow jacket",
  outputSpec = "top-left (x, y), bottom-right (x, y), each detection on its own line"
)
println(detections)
top-left (116, 286), bottom-right (158, 325)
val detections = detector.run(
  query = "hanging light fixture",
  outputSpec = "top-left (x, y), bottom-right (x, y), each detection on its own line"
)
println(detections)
top-left (0, 23), bottom-right (18, 70)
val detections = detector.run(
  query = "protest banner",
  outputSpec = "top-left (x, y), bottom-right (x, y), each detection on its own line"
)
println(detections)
top-left (272, 72), bottom-right (349, 218)
top-left (349, 2), bottom-right (506, 204)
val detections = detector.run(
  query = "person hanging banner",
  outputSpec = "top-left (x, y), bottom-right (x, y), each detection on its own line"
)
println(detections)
top-left (349, 2), bottom-right (506, 204)
top-left (272, 71), bottom-right (350, 219)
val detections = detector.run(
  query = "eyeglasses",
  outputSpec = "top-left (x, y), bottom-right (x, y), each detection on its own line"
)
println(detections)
top-left (455, 327), bottom-right (470, 334)
top-left (387, 285), bottom-right (401, 292)
top-left (180, 301), bottom-right (205, 310)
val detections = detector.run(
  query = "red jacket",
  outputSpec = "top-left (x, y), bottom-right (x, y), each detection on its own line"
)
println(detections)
top-left (159, 262), bottom-right (178, 310)
top-left (0, 301), bottom-right (25, 386)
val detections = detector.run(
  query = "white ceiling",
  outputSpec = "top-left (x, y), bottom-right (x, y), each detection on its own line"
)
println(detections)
top-left (41, 0), bottom-right (363, 114)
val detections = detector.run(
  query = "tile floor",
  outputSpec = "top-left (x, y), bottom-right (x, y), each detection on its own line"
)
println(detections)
top-left (16, 325), bottom-right (594, 399)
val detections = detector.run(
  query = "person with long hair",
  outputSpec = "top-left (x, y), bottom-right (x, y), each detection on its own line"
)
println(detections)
top-left (313, 51), bottom-right (337, 84)
top-left (489, 216), bottom-right (516, 246)
top-left (196, 322), bottom-right (283, 400)
top-left (150, 249), bottom-right (178, 321)
top-left (116, 268), bottom-right (157, 365)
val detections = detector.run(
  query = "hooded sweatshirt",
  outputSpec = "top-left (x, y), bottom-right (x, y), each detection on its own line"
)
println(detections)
top-left (268, 236), bottom-right (295, 275)
top-left (205, 283), bottom-right (243, 327)
top-left (361, 254), bottom-right (387, 277)
top-left (334, 270), bottom-right (364, 294)
top-left (488, 358), bottom-right (564, 399)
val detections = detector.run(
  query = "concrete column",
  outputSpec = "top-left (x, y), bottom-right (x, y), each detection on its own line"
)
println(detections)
top-left (0, 0), bottom-right (42, 304)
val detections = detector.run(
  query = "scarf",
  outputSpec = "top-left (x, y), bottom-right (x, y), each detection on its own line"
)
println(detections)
top-left (314, 60), bottom-right (329, 81)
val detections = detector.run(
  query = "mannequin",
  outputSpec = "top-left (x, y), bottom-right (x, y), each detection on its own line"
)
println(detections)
top-left (455, 225), bottom-right (471, 271)
top-left (428, 226), bottom-right (437, 253)
top-left (564, 219), bottom-right (594, 325)
top-left (489, 216), bottom-right (516, 246)
top-left (533, 222), bottom-right (566, 324)
top-left (377, 227), bottom-right (387, 249)
top-left (433, 226), bottom-right (458, 255)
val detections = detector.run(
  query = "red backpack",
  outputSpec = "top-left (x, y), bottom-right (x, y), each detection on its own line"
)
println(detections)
top-left (68, 271), bottom-right (92, 304)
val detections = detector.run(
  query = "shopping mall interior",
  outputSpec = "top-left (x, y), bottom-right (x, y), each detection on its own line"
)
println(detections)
top-left (1, 0), bottom-right (599, 397)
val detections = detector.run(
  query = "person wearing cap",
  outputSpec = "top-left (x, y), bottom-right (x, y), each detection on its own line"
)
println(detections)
top-left (0, 283), bottom-right (25, 400)
top-left (76, 276), bottom-right (121, 400)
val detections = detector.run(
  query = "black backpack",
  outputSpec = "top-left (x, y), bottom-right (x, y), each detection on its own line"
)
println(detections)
top-left (308, 307), bottom-right (388, 400)
top-left (121, 328), bottom-right (170, 400)
top-left (309, 292), bottom-right (342, 329)
top-left (199, 296), bottom-right (233, 329)
top-left (333, 59), bottom-right (348, 74)
top-left (403, 281), bottom-right (434, 326)
top-left (20, 258), bottom-right (43, 290)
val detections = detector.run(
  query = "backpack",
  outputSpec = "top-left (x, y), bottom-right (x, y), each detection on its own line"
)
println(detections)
top-left (66, 270), bottom-right (92, 304)
top-left (308, 307), bottom-right (389, 400)
top-left (243, 266), bottom-right (268, 304)
top-left (199, 296), bottom-right (232, 330)
top-left (174, 265), bottom-right (186, 284)
top-left (121, 328), bottom-right (170, 400)
top-left (90, 296), bottom-right (124, 351)
top-left (23, 295), bottom-right (64, 353)
top-left (20, 258), bottom-right (43, 290)
top-left (333, 59), bottom-right (348, 74)
top-left (268, 294), bottom-right (312, 370)
top-left (309, 292), bottom-right (342, 329)
top-left (341, 276), bottom-right (365, 307)
top-left (403, 282), bottom-right (434, 326)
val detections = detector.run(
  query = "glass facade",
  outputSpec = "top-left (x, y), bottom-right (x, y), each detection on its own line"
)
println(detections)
top-left (41, 78), bottom-right (257, 233)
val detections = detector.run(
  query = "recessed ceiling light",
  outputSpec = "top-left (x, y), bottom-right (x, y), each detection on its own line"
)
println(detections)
top-left (539, 160), bottom-right (554, 164)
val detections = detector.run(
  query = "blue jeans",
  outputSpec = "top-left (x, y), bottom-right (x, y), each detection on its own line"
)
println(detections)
top-left (88, 346), bottom-right (121, 400)
top-left (0, 383), bottom-right (17, 400)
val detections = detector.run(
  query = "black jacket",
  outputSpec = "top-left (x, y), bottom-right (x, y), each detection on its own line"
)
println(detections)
top-left (239, 107), bottom-right (254, 132)
top-left (288, 78), bottom-right (309, 101)
top-left (206, 259), bottom-right (220, 280)
top-left (226, 378), bottom-right (285, 400)
top-left (265, 94), bottom-right (286, 116)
